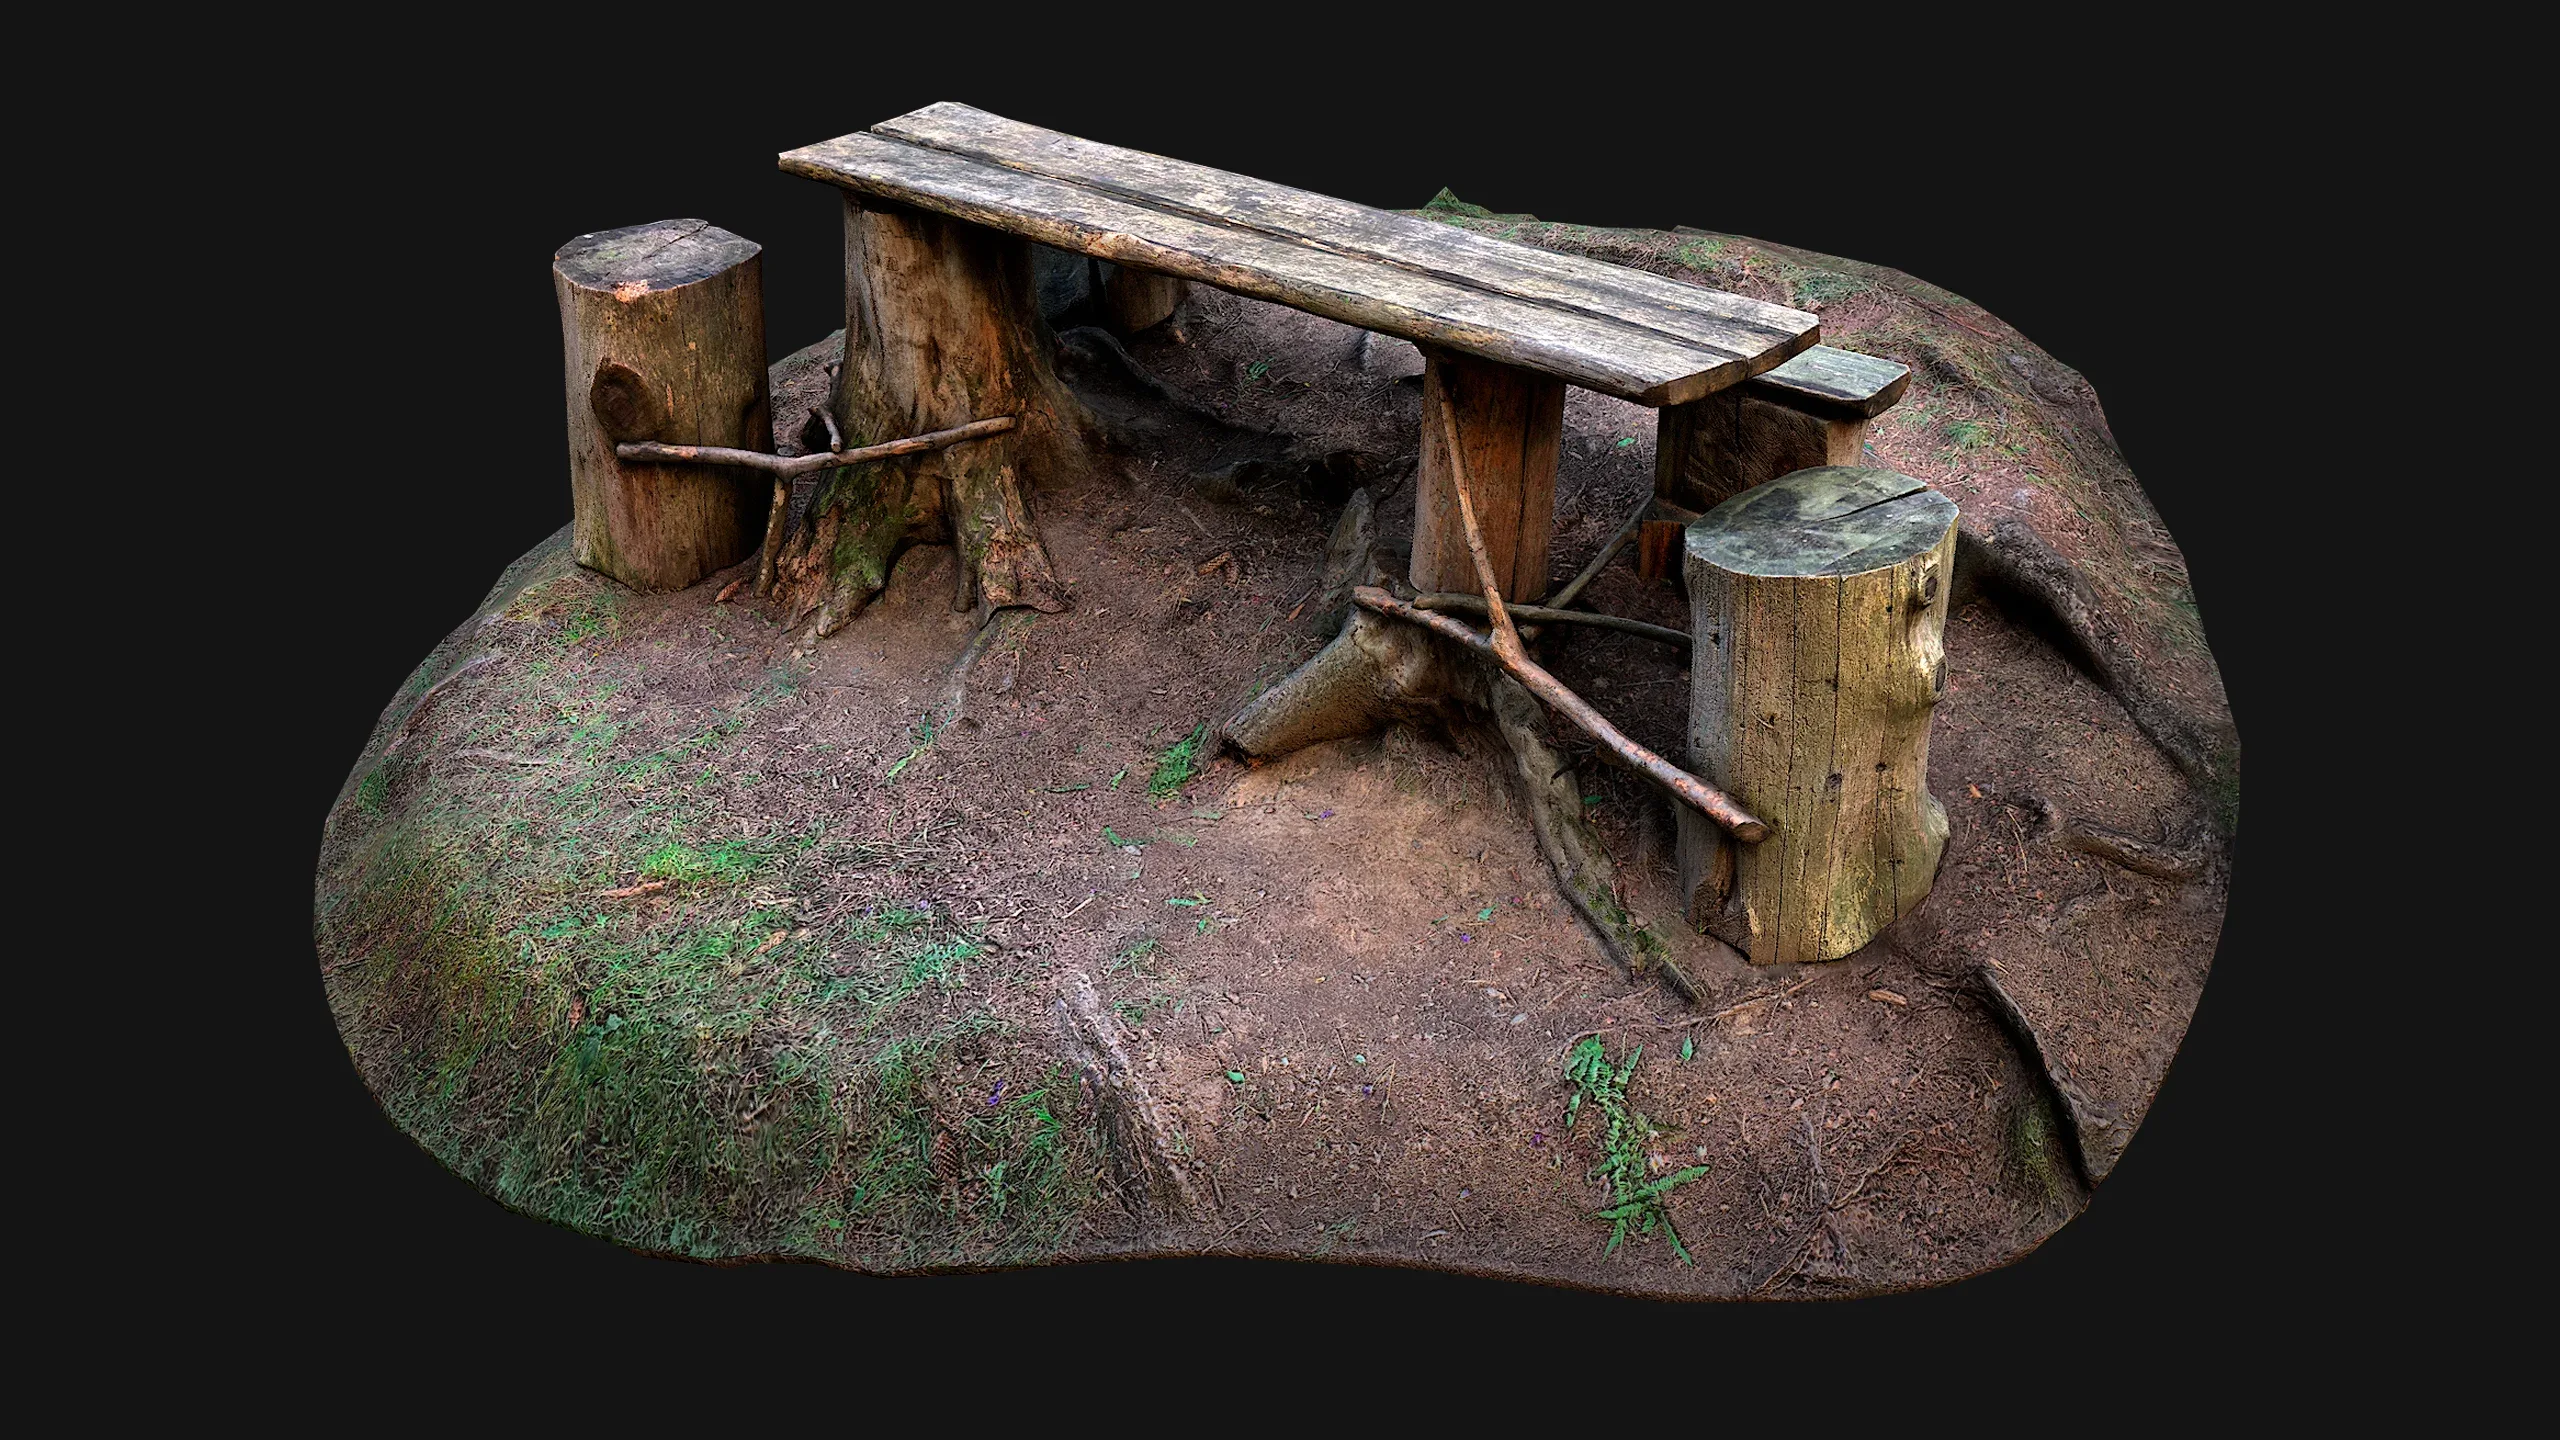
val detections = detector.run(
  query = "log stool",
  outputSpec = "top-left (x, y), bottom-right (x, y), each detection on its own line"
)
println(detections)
top-left (1677, 466), bottom-right (1958, 965)
top-left (554, 219), bottom-right (772, 592)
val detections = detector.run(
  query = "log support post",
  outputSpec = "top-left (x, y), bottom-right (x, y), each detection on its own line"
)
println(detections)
top-left (1655, 348), bottom-right (1911, 513)
top-left (553, 219), bottom-right (771, 592)
top-left (1678, 466), bottom-right (1959, 965)
top-left (1410, 348), bottom-right (1564, 602)
top-left (1099, 261), bottom-right (1186, 336)
top-left (1656, 388), bottom-right (1865, 514)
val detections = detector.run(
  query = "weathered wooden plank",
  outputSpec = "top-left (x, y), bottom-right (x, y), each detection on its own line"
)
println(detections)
top-left (1744, 345), bottom-right (1911, 420)
top-left (780, 133), bottom-right (1780, 405)
top-left (871, 102), bottom-right (1818, 371)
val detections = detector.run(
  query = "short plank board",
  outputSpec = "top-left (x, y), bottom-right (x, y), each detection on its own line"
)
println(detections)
top-left (780, 120), bottom-right (1818, 406)
top-left (871, 103), bottom-right (1817, 375)
top-left (1688, 466), bottom-right (1956, 578)
top-left (1742, 346), bottom-right (1911, 420)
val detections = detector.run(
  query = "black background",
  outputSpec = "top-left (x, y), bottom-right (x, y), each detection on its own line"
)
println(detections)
top-left (240, 45), bottom-right (2310, 1357)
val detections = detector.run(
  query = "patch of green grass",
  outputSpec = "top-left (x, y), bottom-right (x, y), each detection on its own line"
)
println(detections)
top-left (1673, 236), bottom-right (1726, 270)
top-left (1564, 1037), bottom-right (1708, 1264)
top-left (1944, 418), bottom-right (1994, 450)
top-left (637, 839), bottom-right (763, 886)
top-left (1791, 269), bottom-right (1868, 306)
top-left (885, 712), bottom-right (940, 784)
top-left (1149, 724), bottom-right (1207, 799)
top-left (355, 769), bottom-right (388, 814)
top-left (555, 592), bottom-right (619, 647)
top-left (1109, 937), bottom-right (1162, 974)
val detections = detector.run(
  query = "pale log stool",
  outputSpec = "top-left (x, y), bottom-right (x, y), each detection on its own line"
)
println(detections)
top-left (1655, 347), bottom-right (1911, 513)
top-left (554, 220), bottom-right (772, 592)
top-left (1678, 466), bottom-right (1958, 965)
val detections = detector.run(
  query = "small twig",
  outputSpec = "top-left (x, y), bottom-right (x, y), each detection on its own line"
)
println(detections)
top-left (1412, 593), bottom-right (1688, 648)
top-left (1559, 974), bottom-right (1818, 1060)
top-left (1547, 492), bottom-right (1655, 613)
top-left (617, 414), bottom-right (1016, 479)
top-left (451, 748), bottom-right (554, 767)
top-left (592, 880), bottom-right (668, 899)
top-left (1353, 586), bottom-right (1765, 841)
top-left (1825, 1135), bottom-right (1913, 1213)
top-left (1434, 401), bottom-right (1522, 662)
top-left (756, 476), bottom-right (788, 596)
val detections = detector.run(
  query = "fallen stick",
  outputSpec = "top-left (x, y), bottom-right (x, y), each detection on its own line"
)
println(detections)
top-left (616, 414), bottom-right (1016, 480)
top-left (1352, 586), bottom-right (1766, 841)
top-left (1413, 593), bottom-right (1689, 648)
top-left (1433, 400), bottom-right (1524, 662)
top-left (1547, 492), bottom-right (1655, 613)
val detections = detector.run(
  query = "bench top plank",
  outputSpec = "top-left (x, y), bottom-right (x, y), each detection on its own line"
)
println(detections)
top-left (1744, 345), bottom-right (1911, 420)
top-left (780, 110), bottom-right (1820, 406)
top-left (871, 103), bottom-right (1817, 374)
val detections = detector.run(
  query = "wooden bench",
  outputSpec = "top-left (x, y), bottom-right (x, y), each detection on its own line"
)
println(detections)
top-left (779, 103), bottom-right (1841, 603)
top-left (1657, 345), bottom-right (1912, 514)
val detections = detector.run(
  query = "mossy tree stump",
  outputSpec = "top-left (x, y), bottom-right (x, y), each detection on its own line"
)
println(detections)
top-left (553, 220), bottom-right (771, 592)
top-left (770, 197), bottom-right (1105, 638)
top-left (1678, 467), bottom-right (1959, 965)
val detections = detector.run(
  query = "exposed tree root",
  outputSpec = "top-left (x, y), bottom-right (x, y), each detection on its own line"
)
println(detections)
top-left (1989, 790), bottom-right (2210, 882)
top-left (936, 607), bottom-right (1038, 728)
top-left (1225, 491), bottom-right (1700, 1001)
top-left (1053, 968), bottom-right (1212, 1226)
top-left (1970, 961), bottom-right (2119, 1188)
top-left (1954, 518), bottom-right (2238, 835)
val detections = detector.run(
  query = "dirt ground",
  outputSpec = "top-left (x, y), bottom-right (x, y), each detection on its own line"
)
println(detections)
top-left (314, 212), bottom-right (2231, 1299)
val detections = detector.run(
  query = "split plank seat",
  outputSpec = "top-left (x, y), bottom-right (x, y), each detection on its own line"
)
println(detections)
top-left (779, 103), bottom-right (1888, 603)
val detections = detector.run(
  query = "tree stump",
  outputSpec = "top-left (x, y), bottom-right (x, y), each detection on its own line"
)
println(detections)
top-left (553, 220), bottom-right (770, 592)
top-left (1099, 262), bottom-right (1185, 336)
top-left (1678, 466), bottom-right (1959, 965)
top-left (1410, 349), bottom-right (1563, 602)
top-left (770, 197), bottom-right (1105, 638)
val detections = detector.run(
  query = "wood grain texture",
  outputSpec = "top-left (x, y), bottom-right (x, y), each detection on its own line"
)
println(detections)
top-left (1744, 345), bottom-right (1910, 420)
top-left (869, 102), bottom-right (1817, 369)
top-left (769, 198), bottom-right (1097, 637)
top-left (780, 129), bottom-right (1811, 405)
top-left (553, 219), bottom-right (769, 592)
top-left (1678, 467), bottom-right (1958, 965)
top-left (1410, 350), bottom-right (1562, 601)
top-left (1656, 389), bottom-right (1867, 513)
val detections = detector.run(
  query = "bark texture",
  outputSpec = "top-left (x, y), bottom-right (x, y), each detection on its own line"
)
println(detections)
top-left (553, 219), bottom-right (770, 591)
top-left (1656, 390), bottom-right (1865, 514)
top-left (770, 198), bottom-right (1104, 638)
